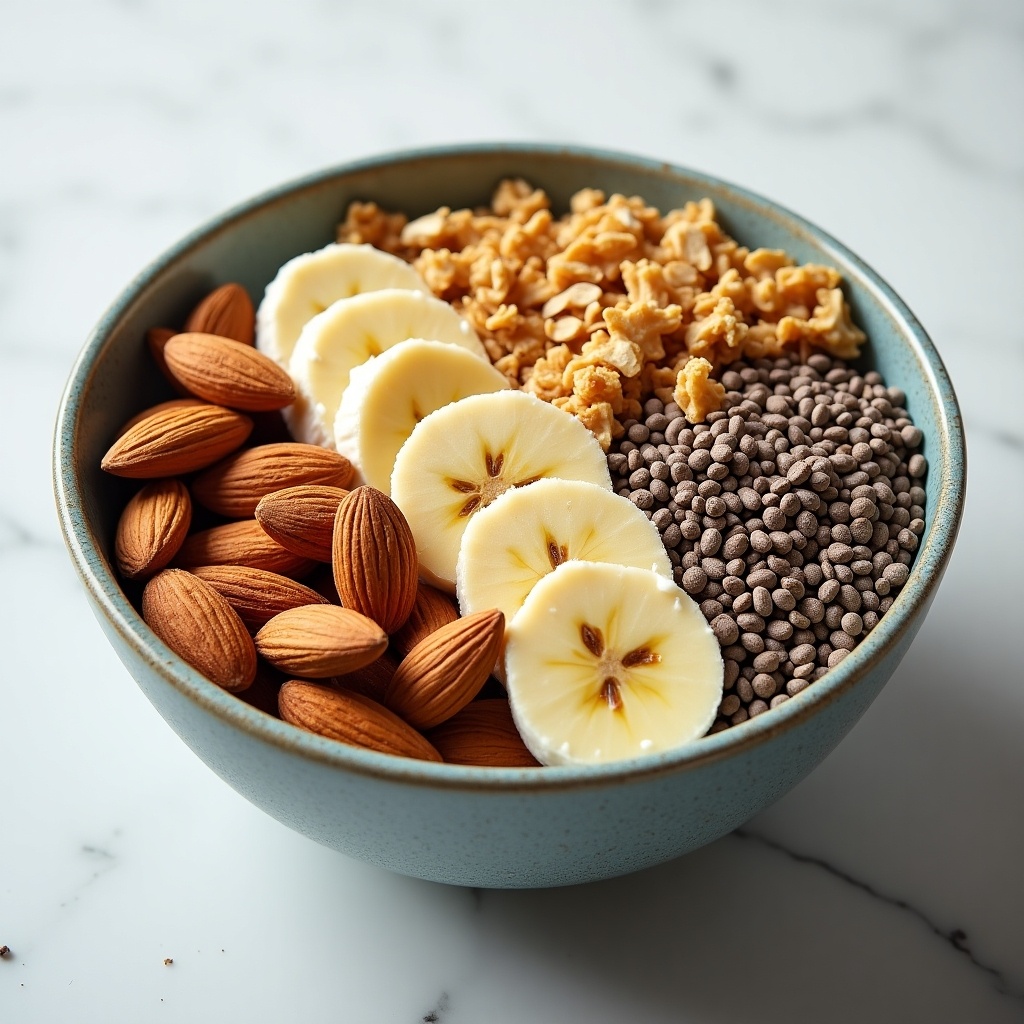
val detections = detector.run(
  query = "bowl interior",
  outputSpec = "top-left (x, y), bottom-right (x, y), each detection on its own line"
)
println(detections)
top-left (55, 144), bottom-right (966, 788)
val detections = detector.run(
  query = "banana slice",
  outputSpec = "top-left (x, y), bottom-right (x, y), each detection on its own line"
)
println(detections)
top-left (334, 339), bottom-right (510, 494)
top-left (505, 561), bottom-right (724, 766)
top-left (456, 478), bottom-right (672, 626)
top-left (287, 289), bottom-right (486, 447)
top-left (390, 391), bottom-right (612, 592)
top-left (255, 242), bottom-right (426, 369)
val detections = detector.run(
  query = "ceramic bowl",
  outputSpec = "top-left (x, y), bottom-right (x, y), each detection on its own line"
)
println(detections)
top-left (53, 144), bottom-right (965, 888)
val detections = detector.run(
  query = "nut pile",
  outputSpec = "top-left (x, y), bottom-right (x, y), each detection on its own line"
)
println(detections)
top-left (102, 282), bottom-right (539, 767)
top-left (607, 352), bottom-right (927, 727)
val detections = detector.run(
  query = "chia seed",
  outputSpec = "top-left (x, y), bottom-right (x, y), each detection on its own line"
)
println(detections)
top-left (608, 353), bottom-right (927, 731)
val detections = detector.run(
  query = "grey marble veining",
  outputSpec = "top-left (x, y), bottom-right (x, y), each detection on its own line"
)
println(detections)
top-left (734, 828), bottom-right (1024, 1001)
top-left (3, 0), bottom-right (1023, 1020)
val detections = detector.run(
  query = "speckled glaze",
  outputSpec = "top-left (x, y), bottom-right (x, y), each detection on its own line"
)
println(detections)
top-left (53, 144), bottom-right (965, 888)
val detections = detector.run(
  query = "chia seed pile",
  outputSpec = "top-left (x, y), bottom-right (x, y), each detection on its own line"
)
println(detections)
top-left (607, 353), bottom-right (927, 731)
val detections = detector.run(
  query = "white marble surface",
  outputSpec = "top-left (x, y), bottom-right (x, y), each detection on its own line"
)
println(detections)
top-left (3, 0), bottom-right (1023, 1019)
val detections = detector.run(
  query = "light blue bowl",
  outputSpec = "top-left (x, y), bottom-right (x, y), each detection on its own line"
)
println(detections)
top-left (53, 144), bottom-right (965, 888)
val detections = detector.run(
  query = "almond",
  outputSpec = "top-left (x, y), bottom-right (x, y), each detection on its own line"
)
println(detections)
top-left (142, 569), bottom-right (257, 692)
top-left (255, 605), bottom-right (387, 678)
top-left (193, 445), bottom-right (353, 519)
top-left (115, 479), bottom-right (192, 580)
top-left (385, 609), bottom-right (504, 730)
top-left (164, 332), bottom-right (295, 411)
top-left (184, 283), bottom-right (255, 345)
top-left (190, 564), bottom-right (328, 631)
top-left (427, 700), bottom-right (540, 767)
top-left (278, 682), bottom-right (442, 762)
top-left (334, 648), bottom-right (400, 704)
top-left (146, 327), bottom-right (192, 395)
top-left (332, 486), bottom-right (418, 634)
top-left (255, 484), bottom-right (350, 561)
top-left (176, 520), bottom-right (317, 578)
top-left (102, 403), bottom-right (253, 478)
top-left (391, 582), bottom-right (460, 657)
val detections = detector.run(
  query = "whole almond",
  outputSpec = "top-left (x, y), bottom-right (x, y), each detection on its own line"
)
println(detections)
top-left (185, 283), bottom-right (255, 345)
top-left (385, 609), bottom-right (504, 730)
top-left (332, 486), bottom-right (418, 634)
top-left (164, 332), bottom-right (295, 411)
top-left (176, 520), bottom-right (317, 578)
top-left (256, 605), bottom-right (387, 678)
top-left (142, 569), bottom-right (256, 692)
top-left (255, 484), bottom-right (350, 561)
top-left (146, 327), bottom-right (192, 395)
top-left (193, 445), bottom-right (353, 519)
top-left (427, 700), bottom-right (540, 767)
top-left (102, 403), bottom-right (253, 478)
top-left (392, 582), bottom-right (460, 657)
top-left (279, 681), bottom-right (442, 762)
top-left (115, 479), bottom-right (192, 580)
top-left (190, 564), bottom-right (328, 630)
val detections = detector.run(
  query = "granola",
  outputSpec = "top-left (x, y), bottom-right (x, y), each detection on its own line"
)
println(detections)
top-left (337, 181), bottom-right (865, 448)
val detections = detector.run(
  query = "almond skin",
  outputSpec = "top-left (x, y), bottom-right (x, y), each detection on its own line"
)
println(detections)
top-left (278, 682), bottom-right (442, 762)
top-left (102, 403), bottom-right (253, 478)
top-left (142, 569), bottom-right (256, 692)
top-left (427, 700), bottom-right (540, 767)
top-left (255, 484), bottom-right (350, 561)
top-left (175, 520), bottom-right (317, 578)
top-left (193, 445), bottom-right (353, 519)
top-left (332, 486), bottom-right (418, 634)
top-left (185, 283), bottom-right (255, 345)
top-left (164, 332), bottom-right (296, 411)
top-left (189, 564), bottom-right (328, 631)
top-left (391, 582), bottom-right (460, 657)
top-left (385, 609), bottom-right (505, 730)
top-left (255, 605), bottom-right (388, 678)
top-left (115, 479), bottom-right (192, 580)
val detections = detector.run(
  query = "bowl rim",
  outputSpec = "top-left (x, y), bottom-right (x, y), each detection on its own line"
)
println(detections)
top-left (53, 141), bottom-right (966, 791)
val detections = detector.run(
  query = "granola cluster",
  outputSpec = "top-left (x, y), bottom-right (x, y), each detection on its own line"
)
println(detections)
top-left (337, 180), bottom-right (865, 449)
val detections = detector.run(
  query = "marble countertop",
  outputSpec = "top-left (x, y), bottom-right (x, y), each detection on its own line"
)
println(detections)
top-left (3, 0), bottom-right (1022, 1019)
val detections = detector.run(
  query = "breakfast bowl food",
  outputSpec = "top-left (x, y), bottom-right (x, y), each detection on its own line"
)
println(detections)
top-left (53, 144), bottom-right (965, 888)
